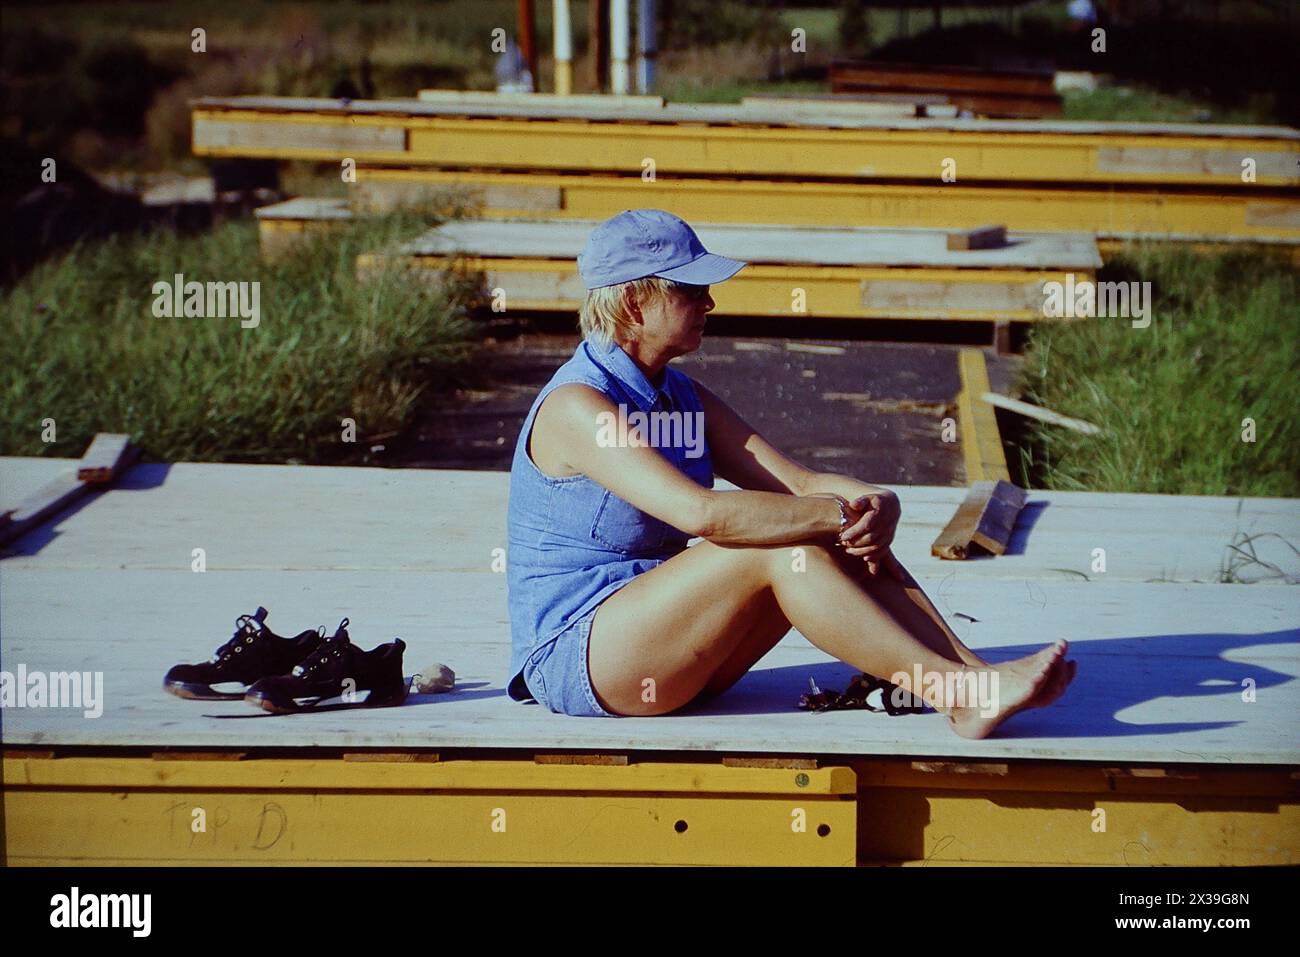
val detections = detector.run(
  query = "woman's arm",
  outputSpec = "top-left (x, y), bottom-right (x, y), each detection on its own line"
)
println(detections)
top-left (692, 376), bottom-right (899, 564)
top-left (553, 384), bottom-right (847, 546)
top-left (802, 471), bottom-right (894, 501)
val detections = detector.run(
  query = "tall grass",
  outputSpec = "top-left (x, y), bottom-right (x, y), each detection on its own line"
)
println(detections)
top-left (1016, 246), bottom-right (1300, 497)
top-left (0, 206), bottom-right (480, 464)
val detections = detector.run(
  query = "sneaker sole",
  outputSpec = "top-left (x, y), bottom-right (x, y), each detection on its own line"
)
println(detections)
top-left (164, 680), bottom-right (249, 701)
top-left (245, 683), bottom-right (410, 715)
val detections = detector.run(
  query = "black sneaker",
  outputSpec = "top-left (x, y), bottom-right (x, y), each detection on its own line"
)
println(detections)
top-left (163, 607), bottom-right (325, 700)
top-left (243, 618), bottom-right (408, 715)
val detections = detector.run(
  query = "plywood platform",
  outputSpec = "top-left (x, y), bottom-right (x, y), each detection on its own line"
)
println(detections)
top-left (359, 219), bottom-right (1099, 323)
top-left (385, 219), bottom-right (1103, 270)
top-left (3, 457), bottom-right (1297, 765)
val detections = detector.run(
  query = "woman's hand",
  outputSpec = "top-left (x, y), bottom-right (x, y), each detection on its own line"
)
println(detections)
top-left (837, 487), bottom-right (902, 578)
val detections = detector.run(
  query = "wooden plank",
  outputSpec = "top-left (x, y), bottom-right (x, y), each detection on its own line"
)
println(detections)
top-left (192, 117), bottom-right (407, 154)
top-left (343, 752), bottom-right (441, 762)
top-left (151, 751), bottom-right (247, 761)
top-left (4, 457), bottom-right (1298, 585)
top-left (722, 756), bottom-right (818, 769)
top-left (831, 60), bottom-right (1059, 98)
top-left (3, 570), bottom-right (1298, 763)
top-left (393, 219), bottom-right (1102, 270)
top-left (738, 96), bottom-right (959, 120)
top-left (192, 107), bottom-right (1300, 186)
top-left (3, 437), bottom-right (138, 547)
top-left (743, 91), bottom-right (951, 106)
top-left (353, 177), bottom-right (563, 214)
top-left (354, 167), bottom-right (1300, 246)
top-left (947, 224), bottom-right (1007, 251)
top-left (417, 88), bottom-right (664, 108)
top-left (4, 757), bottom-right (858, 866)
top-left (1099, 145), bottom-right (1299, 180)
top-left (828, 60), bottom-right (1064, 118)
top-left (834, 86), bottom-right (1062, 119)
top-left (534, 754), bottom-right (629, 765)
top-left (77, 433), bottom-right (136, 483)
top-left (190, 96), bottom-right (1300, 140)
top-left (0, 472), bottom-right (90, 548)
top-left (1245, 201), bottom-right (1300, 229)
top-left (982, 392), bottom-right (1106, 436)
top-left (253, 197), bottom-right (353, 221)
top-left (956, 348), bottom-right (1012, 483)
top-left (381, 255), bottom-right (1076, 321)
top-left (483, 268), bottom-right (587, 302)
top-left (931, 479), bottom-right (1029, 560)
top-left (859, 278), bottom-right (1043, 317)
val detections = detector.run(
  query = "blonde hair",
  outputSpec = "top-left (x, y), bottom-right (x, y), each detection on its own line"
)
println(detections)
top-left (579, 276), bottom-right (678, 348)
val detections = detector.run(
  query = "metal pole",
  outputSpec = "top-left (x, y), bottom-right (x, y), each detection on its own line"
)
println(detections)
top-left (517, 0), bottom-right (538, 92)
top-left (553, 0), bottom-right (573, 95)
top-left (611, 0), bottom-right (630, 95)
top-left (590, 0), bottom-right (610, 92)
top-left (636, 0), bottom-right (656, 94)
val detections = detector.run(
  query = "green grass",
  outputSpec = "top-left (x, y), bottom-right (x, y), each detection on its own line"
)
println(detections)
top-left (0, 204), bottom-right (480, 465)
top-left (1015, 246), bottom-right (1300, 497)
top-left (1061, 87), bottom-right (1278, 125)
top-left (656, 78), bottom-right (826, 104)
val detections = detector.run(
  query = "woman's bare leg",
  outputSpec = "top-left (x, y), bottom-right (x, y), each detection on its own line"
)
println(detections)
top-left (842, 557), bottom-right (1076, 707)
top-left (845, 559), bottom-right (989, 667)
top-left (587, 539), bottom-right (1065, 735)
top-left (687, 586), bottom-right (791, 704)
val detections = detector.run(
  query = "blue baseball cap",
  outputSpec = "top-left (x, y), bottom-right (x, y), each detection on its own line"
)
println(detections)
top-left (577, 209), bottom-right (747, 290)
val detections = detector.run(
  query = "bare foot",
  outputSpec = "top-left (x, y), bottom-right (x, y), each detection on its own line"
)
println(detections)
top-left (945, 641), bottom-right (1068, 739)
top-left (1024, 656), bottom-right (1078, 710)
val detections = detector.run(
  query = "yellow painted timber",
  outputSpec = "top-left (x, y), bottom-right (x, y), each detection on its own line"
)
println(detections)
top-left (6, 752), bottom-right (1294, 866)
top-left (190, 107), bottom-right (1300, 187)
top-left (957, 348), bottom-right (1011, 483)
top-left (860, 789), bottom-right (1298, 866)
top-left (4, 755), bottom-right (856, 866)
top-left (353, 168), bottom-right (1300, 246)
top-left (257, 217), bottom-right (346, 259)
top-left (848, 758), bottom-right (1299, 866)
top-left (360, 255), bottom-right (1090, 322)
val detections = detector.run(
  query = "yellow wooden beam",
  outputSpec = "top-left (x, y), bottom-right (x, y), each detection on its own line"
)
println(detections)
top-left (353, 168), bottom-right (1300, 247)
top-left (957, 348), bottom-right (1011, 483)
top-left (4, 755), bottom-right (856, 866)
top-left (191, 107), bottom-right (1300, 187)
top-left (7, 752), bottom-right (1295, 866)
top-left (360, 254), bottom-right (1091, 322)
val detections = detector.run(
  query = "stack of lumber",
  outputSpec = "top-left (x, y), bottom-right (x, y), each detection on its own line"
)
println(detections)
top-left (356, 219), bottom-right (1102, 323)
top-left (830, 60), bottom-right (1063, 119)
top-left (191, 93), bottom-right (1300, 250)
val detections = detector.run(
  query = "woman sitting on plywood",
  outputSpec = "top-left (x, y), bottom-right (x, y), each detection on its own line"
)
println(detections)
top-left (504, 209), bottom-right (1075, 738)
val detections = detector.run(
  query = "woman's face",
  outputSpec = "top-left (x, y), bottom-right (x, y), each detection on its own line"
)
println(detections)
top-left (631, 282), bottom-right (715, 357)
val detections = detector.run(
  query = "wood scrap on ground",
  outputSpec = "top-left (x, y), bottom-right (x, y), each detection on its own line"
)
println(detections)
top-left (0, 433), bottom-right (138, 548)
top-left (931, 479), bottom-right (1029, 560)
top-left (981, 392), bottom-right (1106, 436)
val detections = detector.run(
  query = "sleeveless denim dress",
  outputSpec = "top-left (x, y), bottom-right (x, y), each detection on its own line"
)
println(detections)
top-left (505, 336), bottom-right (713, 717)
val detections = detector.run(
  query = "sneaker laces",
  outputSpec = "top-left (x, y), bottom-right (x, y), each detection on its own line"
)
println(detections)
top-left (210, 613), bottom-right (264, 663)
top-left (291, 619), bottom-right (351, 678)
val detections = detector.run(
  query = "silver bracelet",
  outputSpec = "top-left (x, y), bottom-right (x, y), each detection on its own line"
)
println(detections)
top-left (830, 495), bottom-right (850, 545)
